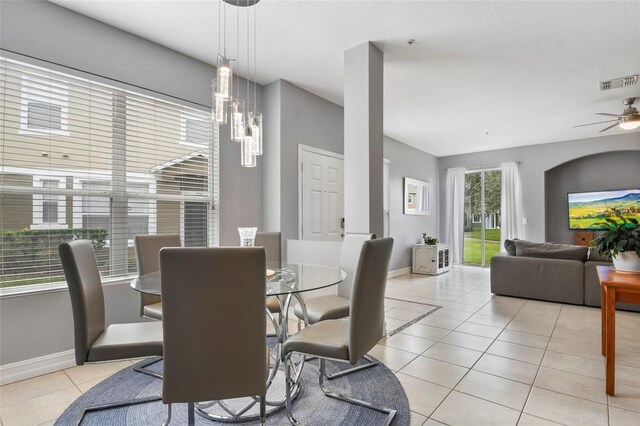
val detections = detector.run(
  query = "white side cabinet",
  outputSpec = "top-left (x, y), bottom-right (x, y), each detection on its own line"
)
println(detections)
top-left (412, 244), bottom-right (451, 275)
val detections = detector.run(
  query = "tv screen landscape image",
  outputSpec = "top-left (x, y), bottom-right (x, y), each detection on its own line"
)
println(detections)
top-left (568, 189), bottom-right (640, 230)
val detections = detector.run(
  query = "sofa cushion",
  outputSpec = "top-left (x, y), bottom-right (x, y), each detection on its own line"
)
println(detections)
top-left (588, 246), bottom-right (612, 262)
top-left (504, 239), bottom-right (518, 256)
top-left (514, 240), bottom-right (588, 262)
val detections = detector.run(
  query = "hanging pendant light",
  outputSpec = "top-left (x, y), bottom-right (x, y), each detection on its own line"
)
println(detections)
top-left (248, 111), bottom-right (262, 155)
top-left (216, 57), bottom-right (233, 100)
top-left (241, 129), bottom-right (256, 168)
top-left (212, 79), bottom-right (227, 124)
top-left (213, 0), bottom-right (262, 167)
top-left (231, 99), bottom-right (245, 141)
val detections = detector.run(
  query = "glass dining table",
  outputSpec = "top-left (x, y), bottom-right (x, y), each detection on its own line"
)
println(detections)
top-left (130, 261), bottom-right (346, 422)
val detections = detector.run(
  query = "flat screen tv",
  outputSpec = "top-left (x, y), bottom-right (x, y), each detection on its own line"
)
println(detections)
top-left (568, 189), bottom-right (640, 230)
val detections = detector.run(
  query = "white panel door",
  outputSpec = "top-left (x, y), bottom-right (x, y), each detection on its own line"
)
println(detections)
top-left (301, 149), bottom-right (344, 241)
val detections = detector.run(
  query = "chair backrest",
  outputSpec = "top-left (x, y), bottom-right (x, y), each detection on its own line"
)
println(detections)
top-left (134, 234), bottom-right (181, 315)
top-left (160, 247), bottom-right (267, 403)
top-left (58, 240), bottom-right (105, 365)
top-left (255, 231), bottom-right (281, 263)
top-left (337, 233), bottom-right (376, 298)
top-left (348, 237), bottom-right (393, 363)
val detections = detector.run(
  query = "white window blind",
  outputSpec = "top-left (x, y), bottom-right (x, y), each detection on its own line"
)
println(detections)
top-left (0, 57), bottom-right (218, 293)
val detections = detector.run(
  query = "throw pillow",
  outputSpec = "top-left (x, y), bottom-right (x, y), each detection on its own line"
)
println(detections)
top-left (515, 240), bottom-right (588, 262)
top-left (504, 239), bottom-right (518, 256)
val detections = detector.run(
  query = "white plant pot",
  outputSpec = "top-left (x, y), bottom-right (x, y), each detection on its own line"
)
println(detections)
top-left (612, 251), bottom-right (640, 272)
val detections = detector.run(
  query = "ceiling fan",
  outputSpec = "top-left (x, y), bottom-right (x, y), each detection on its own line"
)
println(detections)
top-left (574, 97), bottom-right (640, 132)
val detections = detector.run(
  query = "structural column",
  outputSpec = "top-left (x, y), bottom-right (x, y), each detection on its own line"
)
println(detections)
top-left (344, 42), bottom-right (384, 237)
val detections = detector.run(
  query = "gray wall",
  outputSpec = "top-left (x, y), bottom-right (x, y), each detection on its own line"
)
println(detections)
top-left (384, 136), bottom-right (440, 270)
top-left (545, 150), bottom-right (640, 244)
top-left (438, 132), bottom-right (640, 243)
top-left (0, 0), bottom-right (263, 365)
top-left (263, 80), bottom-right (344, 241)
top-left (0, 283), bottom-right (144, 365)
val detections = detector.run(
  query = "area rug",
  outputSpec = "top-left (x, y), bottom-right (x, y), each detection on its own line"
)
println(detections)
top-left (56, 355), bottom-right (410, 426)
top-left (56, 300), bottom-right (441, 425)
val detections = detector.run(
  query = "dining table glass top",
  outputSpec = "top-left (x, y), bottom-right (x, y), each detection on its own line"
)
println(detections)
top-left (130, 261), bottom-right (346, 297)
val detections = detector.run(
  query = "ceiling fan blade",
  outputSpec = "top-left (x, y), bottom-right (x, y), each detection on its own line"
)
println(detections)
top-left (595, 113), bottom-right (620, 117)
top-left (573, 120), bottom-right (618, 128)
top-left (599, 122), bottom-right (620, 133)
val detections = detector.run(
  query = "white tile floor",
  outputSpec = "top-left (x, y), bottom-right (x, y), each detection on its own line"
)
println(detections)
top-left (1, 265), bottom-right (639, 425)
top-left (377, 266), bottom-right (640, 426)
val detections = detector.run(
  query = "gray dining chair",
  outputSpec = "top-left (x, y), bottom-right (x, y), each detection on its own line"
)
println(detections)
top-left (282, 238), bottom-right (395, 426)
top-left (293, 233), bottom-right (379, 379)
top-left (59, 240), bottom-right (164, 424)
top-left (255, 231), bottom-right (285, 316)
top-left (134, 234), bottom-right (182, 320)
top-left (160, 247), bottom-right (267, 426)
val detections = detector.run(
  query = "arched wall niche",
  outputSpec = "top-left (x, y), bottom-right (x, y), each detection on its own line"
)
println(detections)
top-left (544, 150), bottom-right (640, 244)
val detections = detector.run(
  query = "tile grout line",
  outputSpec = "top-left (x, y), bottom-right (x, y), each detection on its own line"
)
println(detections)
top-left (399, 278), bottom-right (518, 422)
top-left (514, 302), bottom-right (564, 426)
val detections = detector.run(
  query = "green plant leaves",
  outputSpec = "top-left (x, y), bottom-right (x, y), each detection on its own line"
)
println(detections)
top-left (590, 213), bottom-right (640, 258)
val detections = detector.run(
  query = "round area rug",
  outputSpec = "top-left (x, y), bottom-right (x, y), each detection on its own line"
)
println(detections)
top-left (56, 356), bottom-right (409, 425)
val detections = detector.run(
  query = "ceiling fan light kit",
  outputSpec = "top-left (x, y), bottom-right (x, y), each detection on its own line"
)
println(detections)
top-left (619, 116), bottom-right (640, 130)
top-left (574, 97), bottom-right (640, 133)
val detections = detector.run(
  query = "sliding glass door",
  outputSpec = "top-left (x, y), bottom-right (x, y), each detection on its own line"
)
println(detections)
top-left (463, 169), bottom-right (502, 267)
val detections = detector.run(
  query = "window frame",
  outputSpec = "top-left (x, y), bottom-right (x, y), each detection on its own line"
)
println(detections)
top-left (30, 175), bottom-right (68, 230)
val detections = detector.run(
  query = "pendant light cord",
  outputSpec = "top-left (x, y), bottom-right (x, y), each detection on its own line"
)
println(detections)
top-left (236, 0), bottom-right (240, 100)
top-left (253, 2), bottom-right (257, 114)
top-left (246, 0), bottom-right (250, 112)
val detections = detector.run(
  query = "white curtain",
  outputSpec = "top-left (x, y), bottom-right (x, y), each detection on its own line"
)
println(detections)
top-left (445, 167), bottom-right (466, 264)
top-left (500, 162), bottom-right (524, 250)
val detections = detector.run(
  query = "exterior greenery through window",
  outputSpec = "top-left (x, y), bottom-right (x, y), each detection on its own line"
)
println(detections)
top-left (0, 57), bottom-right (218, 292)
top-left (463, 170), bottom-right (502, 266)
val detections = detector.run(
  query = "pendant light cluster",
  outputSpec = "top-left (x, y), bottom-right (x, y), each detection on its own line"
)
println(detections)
top-left (213, 0), bottom-right (262, 167)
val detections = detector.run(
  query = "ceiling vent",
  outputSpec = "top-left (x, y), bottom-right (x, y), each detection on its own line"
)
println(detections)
top-left (600, 75), bottom-right (638, 91)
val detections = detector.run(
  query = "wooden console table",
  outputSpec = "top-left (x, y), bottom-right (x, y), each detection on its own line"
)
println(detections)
top-left (597, 265), bottom-right (640, 396)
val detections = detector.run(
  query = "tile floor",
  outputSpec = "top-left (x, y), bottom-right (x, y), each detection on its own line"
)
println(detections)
top-left (1, 265), bottom-right (639, 425)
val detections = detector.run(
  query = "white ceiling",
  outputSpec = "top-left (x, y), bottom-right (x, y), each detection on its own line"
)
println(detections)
top-left (51, 0), bottom-right (640, 156)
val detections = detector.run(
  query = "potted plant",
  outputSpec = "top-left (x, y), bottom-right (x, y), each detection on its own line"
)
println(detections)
top-left (590, 214), bottom-right (640, 272)
top-left (422, 234), bottom-right (438, 245)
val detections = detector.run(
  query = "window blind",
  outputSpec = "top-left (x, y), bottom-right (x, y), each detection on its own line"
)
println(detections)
top-left (0, 57), bottom-right (218, 293)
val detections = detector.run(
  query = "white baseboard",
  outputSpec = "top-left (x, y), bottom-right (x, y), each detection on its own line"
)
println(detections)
top-left (388, 266), bottom-right (411, 278)
top-left (0, 350), bottom-right (76, 385)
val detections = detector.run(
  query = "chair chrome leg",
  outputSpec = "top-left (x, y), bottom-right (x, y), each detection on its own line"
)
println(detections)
top-left (133, 356), bottom-right (163, 379)
top-left (259, 395), bottom-right (266, 426)
top-left (188, 402), bottom-right (195, 426)
top-left (319, 359), bottom-right (396, 426)
top-left (283, 353), bottom-right (300, 425)
top-left (74, 395), bottom-right (161, 426)
top-left (325, 354), bottom-right (379, 380)
top-left (161, 404), bottom-right (172, 426)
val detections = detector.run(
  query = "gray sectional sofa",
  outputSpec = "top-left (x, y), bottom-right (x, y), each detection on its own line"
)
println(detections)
top-left (490, 239), bottom-right (640, 312)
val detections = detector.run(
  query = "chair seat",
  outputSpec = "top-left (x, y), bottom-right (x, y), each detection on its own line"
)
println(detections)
top-left (266, 296), bottom-right (282, 314)
top-left (294, 295), bottom-right (350, 324)
top-left (87, 322), bottom-right (163, 362)
top-left (143, 302), bottom-right (163, 320)
top-left (283, 319), bottom-right (349, 361)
